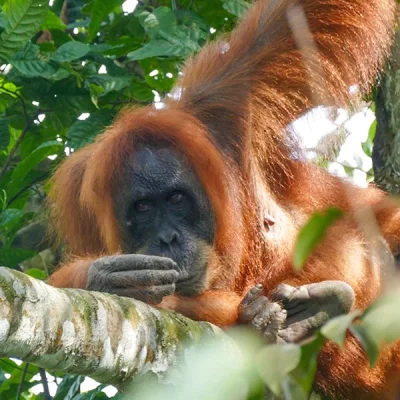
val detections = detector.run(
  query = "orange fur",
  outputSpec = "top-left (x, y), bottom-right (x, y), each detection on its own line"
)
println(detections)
top-left (49, 257), bottom-right (92, 288)
top-left (48, 0), bottom-right (400, 397)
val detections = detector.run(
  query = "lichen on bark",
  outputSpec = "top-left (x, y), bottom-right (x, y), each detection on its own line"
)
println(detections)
top-left (0, 267), bottom-right (224, 387)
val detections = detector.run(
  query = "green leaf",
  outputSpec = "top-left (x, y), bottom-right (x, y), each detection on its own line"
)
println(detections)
top-left (367, 119), bottom-right (377, 142)
top-left (52, 41), bottom-right (90, 62)
top-left (40, 9), bottom-right (67, 31)
top-left (11, 140), bottom-right (63, 183)
top-left (0, 208), bottom-right (23, 231)
top-left (0, 362), bottom-right (38, 396)
top-left (222, 0), bottom-right (250, 17)
top-left (290, 334), bottom-right (325, 396)
top-left (348, 295), bottom-right (400, 367)
top-left (48, 66), bottom-right (72, 80)
top-left (0, 210), bottom-right (34, 243)
top-left (0, 358), bottom-right (20, 374)
top-left (350, 324), bottom-right (380, 366)
top-left (256, 344), bottom-right (301, 396)
top-left (24, 268), bottom-right (47, 279)
top-left (128, 39), bottom-right (188, 60)
top-left (71, 385), bottom-right (107, 400)
top-left (321, 310), bottom-right (361, 348)
top-left (0, 247), bottom-right (36, 266)
top-left (0, 0), bottom-right (48, 60)
top-left (359, 294), bottom-right (400, 353)
top-left (85, 74), bottom-right (132, 97)
top-left (67, 110), bottom-right (113, 149)
top-left (362, 119), bottom-right (377, 157)
top-left (281, 376), bottom-right (308, 400)
top-left (130, 78), bottom-right (154, 102)
top-left (11, 43), bottom-right (58, 78)
top-left (87, 0), bottom-right (123, 42)
top-left (53, 375), bottom-right (85, 400)
top-left (0, 118), bottom-right (10, 151)
top-left (139, 7), bottom-right (177, 39)
top-left (130, 7), bottom-right (201, 61)
top-left (0, 93), bottom-right (9, 114)
top-left (0, 13), bottom-right (6, 30)
top-left (293, 208), bottom-right (343, 270)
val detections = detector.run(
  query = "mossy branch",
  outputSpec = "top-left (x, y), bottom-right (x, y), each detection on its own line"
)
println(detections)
top-left (0, 267), bottom-right (223, 387)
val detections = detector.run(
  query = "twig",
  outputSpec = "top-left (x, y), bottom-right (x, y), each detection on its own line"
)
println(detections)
top-left (39, 368), bottom-right (52, 400)
top-left (16, 363), bottom-right (30, 400)
top-left (138, 0), bottom-right (153, 11)
top-left (0, 115), bottom-right (37, 182)
top-left (1, 86), bottom-right (29, 121)
top-left (0, 359), bottom-right (33, 373)
top-left (7, 171), bottom-right (50, 207)
top-left (61, 0), bottom-right (69, 24)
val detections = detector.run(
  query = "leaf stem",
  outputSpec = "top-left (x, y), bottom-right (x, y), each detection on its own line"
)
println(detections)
top-left (1, 86), bottom-right (29, 121)
top-left (16, 363), bottom-right (30, 400)
top-left (39, 368), bottom-right (52, 400)
top-left (0, 117), bottom-right (36, 182)
top-left (7, 171), bottom-right (50, 207)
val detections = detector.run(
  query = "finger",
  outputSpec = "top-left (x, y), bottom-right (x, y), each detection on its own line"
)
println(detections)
top-left (305, 281), bottom-right (355, 313)
top-left (239, 296), bottom-right (269, 323)
top-left (267, 308), bottom-right (287, 332)
top-left (110, 284), bottom-right (176, 304)
top-left (275, 281), bottom-right (355, 315)
top-left (144, 284), bottom-right (177, 303)
top-left (98, 255), bottom-right (178, 272)
top-left (136, 255), bottom-right (178, 271)
top-left (288, 281), bottom-right (353, 303)
top-left (285, 300), bottom-right (346, 324)
top-left (272, 283), bottom-right (304, 308)
top-left (252, 302), bottom-right (283, 331)
top-left (240, 284), bottom-right (264, 307)
top-left (263, 308), bottom-right (287, 344)
top-left (109, 270), bottom-right (179, 287)
top-left (280, 312), bottom-right (330, 343)
top-left (278, 320), bottom-right (315, 343)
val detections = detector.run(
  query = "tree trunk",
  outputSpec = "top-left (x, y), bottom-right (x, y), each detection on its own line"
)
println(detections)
top-left (373, 30), bottom-right (400, 195)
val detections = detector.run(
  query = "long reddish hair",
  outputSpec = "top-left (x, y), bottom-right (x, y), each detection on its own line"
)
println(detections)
top-left (50, 0), bottom-right (396, 290)
top-left (51, 107), bottom-right (257, 286)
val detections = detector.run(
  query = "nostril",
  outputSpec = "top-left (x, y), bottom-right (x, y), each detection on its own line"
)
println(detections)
top-left (170, 232), bottom-right (179, 245)
top-left (158, 230), bottom-right (180, 247)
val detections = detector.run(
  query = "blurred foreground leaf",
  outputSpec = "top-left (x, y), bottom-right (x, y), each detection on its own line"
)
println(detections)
top-left (293, 208), bottom-right (343, 270)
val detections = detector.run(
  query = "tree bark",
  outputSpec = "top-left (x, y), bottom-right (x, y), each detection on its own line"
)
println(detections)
top-left (373, 30), bottom-right (400, 195)
top-left (0, 267), bottom-right (224, 388)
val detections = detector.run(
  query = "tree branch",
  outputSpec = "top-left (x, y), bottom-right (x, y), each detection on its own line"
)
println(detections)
top-left (0, 267), bottom-right (224, 388)
top-left (7, 171), bottom-right (50, 207)
top-left (373, 30), bottom-right (400, 195)
top-left (0, 117), bottom-right (36, 182)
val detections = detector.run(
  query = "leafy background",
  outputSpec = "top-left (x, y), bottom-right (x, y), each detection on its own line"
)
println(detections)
top-left (0, 0), bottom-right (399, 399)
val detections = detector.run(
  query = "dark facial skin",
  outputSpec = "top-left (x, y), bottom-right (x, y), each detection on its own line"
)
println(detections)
top-left (85, 142), bottom-right (215, 303)
top-left (114, 142), bottom-right (215, 294)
